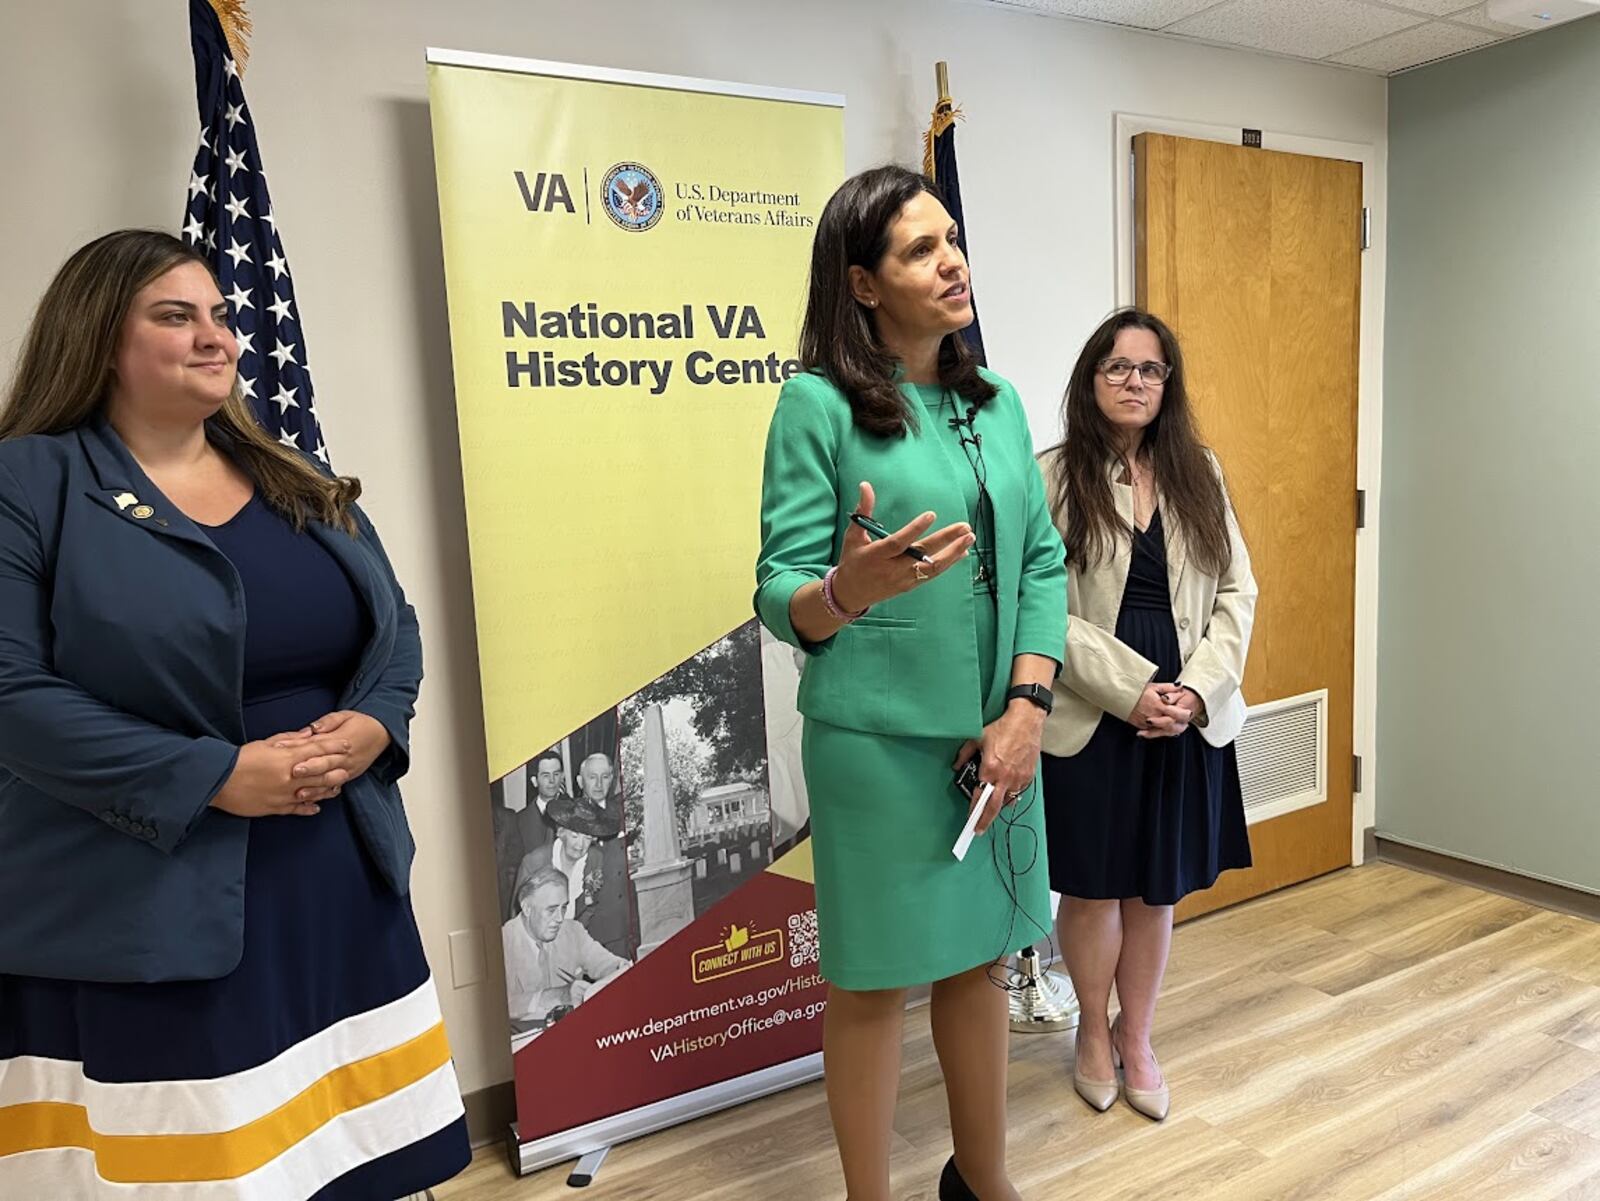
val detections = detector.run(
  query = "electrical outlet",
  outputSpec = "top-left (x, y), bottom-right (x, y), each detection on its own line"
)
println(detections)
top-left (448, 927), bottom-right (486, 989)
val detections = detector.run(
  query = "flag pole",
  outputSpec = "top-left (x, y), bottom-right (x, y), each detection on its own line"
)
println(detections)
top-left (926, 70), bottom-right (1071, 1016)
top-left (923, 62), bottom-right (956, 180)
top-left (921, 58), bottom-right (988, 363)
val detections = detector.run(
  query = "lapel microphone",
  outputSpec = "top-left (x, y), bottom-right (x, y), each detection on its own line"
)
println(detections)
top-left (947, 403), bottom-right (981, 448)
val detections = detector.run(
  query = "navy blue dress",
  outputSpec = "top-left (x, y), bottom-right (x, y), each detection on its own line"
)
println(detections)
top-left (0, 494), bottom-right (469, 1199)
top-left (1042, 508), bottom-right (1251, 905)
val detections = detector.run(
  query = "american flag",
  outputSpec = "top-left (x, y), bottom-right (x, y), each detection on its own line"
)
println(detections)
top-left (183, 0), bottom-right (327, 464)
top-left (923, 76), bottom-right (986, 366)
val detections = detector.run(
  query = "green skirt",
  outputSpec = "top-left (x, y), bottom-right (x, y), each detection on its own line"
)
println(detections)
top-left (801, 601), bottom-right (1052, 990)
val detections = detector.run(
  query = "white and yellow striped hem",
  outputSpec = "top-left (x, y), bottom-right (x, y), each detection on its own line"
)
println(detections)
top-left (0, 977), bottom-right (464, 1197)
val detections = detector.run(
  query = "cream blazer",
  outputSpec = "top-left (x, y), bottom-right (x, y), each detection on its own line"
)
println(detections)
top-left (1039, 452), bottom-right (1258, 757)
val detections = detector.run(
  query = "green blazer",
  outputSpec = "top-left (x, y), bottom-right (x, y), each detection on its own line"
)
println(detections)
top-left (754, 368), bottom-right (1067, 739)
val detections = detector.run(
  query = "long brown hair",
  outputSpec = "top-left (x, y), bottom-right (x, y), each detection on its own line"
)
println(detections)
top-left (1043, 308), bottom-right (1232, 576)
top-left (1, 229), bottom-right (360, 531)
top-left (798, 165), bottom-right (994, 437)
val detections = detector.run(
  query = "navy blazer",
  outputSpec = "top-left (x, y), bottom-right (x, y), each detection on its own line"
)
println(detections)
top-left (0, 419), bottom-right (422, 983)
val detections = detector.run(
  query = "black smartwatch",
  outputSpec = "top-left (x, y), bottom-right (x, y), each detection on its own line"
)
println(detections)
top-left (1005, 683), bottom-right (1054, 715)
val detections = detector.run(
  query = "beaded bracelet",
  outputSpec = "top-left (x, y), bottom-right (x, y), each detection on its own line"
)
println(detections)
top-left (821, 565), bottom-right (869, 622)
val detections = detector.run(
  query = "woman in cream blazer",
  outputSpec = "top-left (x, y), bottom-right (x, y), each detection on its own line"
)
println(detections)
top-left (1039, 309), bottom-right (1257, 1124)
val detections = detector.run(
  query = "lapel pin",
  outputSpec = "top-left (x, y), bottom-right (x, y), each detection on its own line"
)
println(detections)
top-left (131, 505), bottom-right (155, 520)
top-left (113, 492), bottom-right (138, 511)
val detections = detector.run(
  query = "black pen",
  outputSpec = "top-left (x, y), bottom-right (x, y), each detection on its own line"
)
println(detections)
top-left (849, 512), bottom-right (935, 564)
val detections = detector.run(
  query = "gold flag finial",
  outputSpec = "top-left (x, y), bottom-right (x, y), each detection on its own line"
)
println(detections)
top-left (207, 0), bottom-right (253, 73)
top-left (923, 62), bottom-right (962, 181)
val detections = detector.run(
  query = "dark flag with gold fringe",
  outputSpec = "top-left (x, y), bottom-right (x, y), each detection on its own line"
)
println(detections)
top-left (184, 0), bottom-right (328, 463)
top-left (923, 61), bottom-right (986, 366)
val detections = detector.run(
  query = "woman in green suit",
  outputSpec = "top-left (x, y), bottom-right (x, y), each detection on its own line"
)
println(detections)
top-left (755, 165), bottom-right (1067, 1201)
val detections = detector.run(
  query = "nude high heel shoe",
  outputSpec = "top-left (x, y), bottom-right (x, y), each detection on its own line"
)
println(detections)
top-left (1072, 1025), bottom-right (1119, 1113)
top-left (1112, 1016), bottom-right (1170, 1122)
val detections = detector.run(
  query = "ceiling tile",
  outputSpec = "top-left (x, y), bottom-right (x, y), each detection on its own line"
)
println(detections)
top-left (983, 0), bottom-right (1226, 29)
top-left (1373, 0), bottom-right (1486, 15)
top-left (1445, 2), bottom-right (1531, 31)
top-left (1168, 0), bottom-right (1422, 58)
top-left (1330, 19), bottom-right (1497, 68)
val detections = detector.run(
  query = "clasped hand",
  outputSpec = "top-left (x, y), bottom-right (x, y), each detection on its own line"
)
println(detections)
top-left (210, 710), bottom-right (392, 818)
top-left (1129, 684), bottom-right (1203, 740)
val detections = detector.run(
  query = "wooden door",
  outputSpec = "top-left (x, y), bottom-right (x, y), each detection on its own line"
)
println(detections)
top-left (1134, 132), bottom-right (1361, 920)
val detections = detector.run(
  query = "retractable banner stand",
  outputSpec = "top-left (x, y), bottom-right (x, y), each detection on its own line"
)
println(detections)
top-left (426, 50), bottom-right (844, 1174)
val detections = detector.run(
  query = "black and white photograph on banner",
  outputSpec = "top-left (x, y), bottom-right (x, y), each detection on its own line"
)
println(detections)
top-left (489, 745), bottom-right (569, 918)
top-left (494, 710), bottom-right (640, 1051)
top-left (620, 620), bottom-right (776, 955)
top-left (760, 622), bottom-right (811, 857)
top-left (500, 859), bottom-right (631, 1050)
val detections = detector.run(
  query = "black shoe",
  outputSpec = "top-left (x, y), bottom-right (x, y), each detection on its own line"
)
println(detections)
top-left (939, 1156), bottom-right (979, 1201)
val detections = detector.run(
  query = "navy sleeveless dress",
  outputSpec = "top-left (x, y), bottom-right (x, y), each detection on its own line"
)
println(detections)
top-left (1042, 508), bottom-right (1251, 905)
top-left (0, 494), bottom-right (469, 1198)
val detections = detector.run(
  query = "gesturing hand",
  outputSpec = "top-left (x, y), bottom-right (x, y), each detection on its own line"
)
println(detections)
top-left (829, 481), bottom-right (974, 613)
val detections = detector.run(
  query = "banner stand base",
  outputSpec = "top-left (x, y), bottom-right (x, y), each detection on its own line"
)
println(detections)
top-left (507, 1052), bottom-right (825, 1177)
top-left (567, 1146), bottom-right (611, 1187)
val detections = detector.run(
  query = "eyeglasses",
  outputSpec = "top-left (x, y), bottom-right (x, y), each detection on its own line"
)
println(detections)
top-left (1099, 358), bottom-right (1172, 386)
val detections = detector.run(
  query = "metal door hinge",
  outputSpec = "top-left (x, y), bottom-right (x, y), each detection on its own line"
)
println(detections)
top-left (1352, 754), bottom-right (1364, 794)
top-left (1361, 206), bottom-right (1371, 251)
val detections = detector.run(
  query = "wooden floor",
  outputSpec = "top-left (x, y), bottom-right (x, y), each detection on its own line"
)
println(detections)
top-left (437, 863), bottom-right (1600, 1200)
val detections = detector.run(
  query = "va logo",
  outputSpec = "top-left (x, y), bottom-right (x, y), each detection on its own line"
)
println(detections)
top-left (514, 170), bottom-right (576, 214)
top-left (601, 162), bottom-right (663, 232)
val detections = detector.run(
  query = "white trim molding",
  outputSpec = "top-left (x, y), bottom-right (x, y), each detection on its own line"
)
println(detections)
top-left (1112, 112), bottom-right (1384, 868)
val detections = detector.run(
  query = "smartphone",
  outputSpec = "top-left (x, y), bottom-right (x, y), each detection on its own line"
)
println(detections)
top-left (952, 757), bottom-right (983, 799)
top-left (951, 759), bottom-right (990, 861)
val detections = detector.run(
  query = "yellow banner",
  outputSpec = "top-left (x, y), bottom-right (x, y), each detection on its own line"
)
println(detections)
top-left (428, 60), bottom-right (843, 780)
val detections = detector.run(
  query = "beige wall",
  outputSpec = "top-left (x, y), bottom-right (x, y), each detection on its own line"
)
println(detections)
top-left (0, 0), bottom-right (1387, 1095)
top-left (1379, 15), bottom-right (1600, 893)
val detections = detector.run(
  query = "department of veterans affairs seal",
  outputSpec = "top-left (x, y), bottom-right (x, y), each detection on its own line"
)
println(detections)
top-left (601, 162), bottom-right (663, 232)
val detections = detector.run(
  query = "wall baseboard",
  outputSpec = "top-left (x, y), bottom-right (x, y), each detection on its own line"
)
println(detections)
top-left (1363, 824), bottom-right (1378, 863)
top-left (1375, 836), bottom-right (1600, 923)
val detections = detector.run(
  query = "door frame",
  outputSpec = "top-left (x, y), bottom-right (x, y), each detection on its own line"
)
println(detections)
top-left (1112, 112), bottom-right (1384, 869)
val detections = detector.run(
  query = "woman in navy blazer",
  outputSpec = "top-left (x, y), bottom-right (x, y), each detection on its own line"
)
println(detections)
top-left (0, 231), bottom-right (468, 1198)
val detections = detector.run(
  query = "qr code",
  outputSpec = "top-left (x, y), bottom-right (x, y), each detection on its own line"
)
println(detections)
top-left (787, 908), bottom-right (819, 968)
